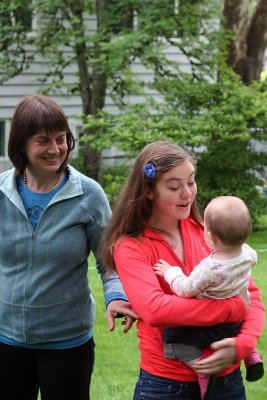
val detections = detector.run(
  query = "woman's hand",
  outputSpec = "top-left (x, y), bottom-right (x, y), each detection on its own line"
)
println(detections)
top-left (192, 338), bottom-right (237, 375)
top-left (106, 300), bottom-right (139, 333)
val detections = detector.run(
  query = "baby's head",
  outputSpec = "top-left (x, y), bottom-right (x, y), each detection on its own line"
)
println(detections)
top-left (204, 196), bottom-right (252, 247)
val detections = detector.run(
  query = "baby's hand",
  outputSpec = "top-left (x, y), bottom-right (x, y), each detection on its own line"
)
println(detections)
top-left (153, 259), bottom-right (172, 277)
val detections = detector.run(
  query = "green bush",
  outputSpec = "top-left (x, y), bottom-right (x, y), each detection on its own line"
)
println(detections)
top-left (100, 164), bottom-right (130, 208)
top-left (84, 69), bottom-right (267, 227)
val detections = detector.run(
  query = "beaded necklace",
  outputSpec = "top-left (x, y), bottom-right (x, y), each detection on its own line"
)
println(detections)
top-left (23, 169), bottom-right (62, 192)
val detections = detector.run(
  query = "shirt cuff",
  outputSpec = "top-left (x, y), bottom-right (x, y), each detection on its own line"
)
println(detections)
top-left (105, 292), bottom-right (128, 308)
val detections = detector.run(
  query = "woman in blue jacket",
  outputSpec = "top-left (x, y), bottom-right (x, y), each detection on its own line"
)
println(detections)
top-left (0, 94), bottom-right (137, 400)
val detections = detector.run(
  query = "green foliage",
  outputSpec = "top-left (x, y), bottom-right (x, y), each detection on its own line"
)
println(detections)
top-left (101, 164), bottom-right (130, 207)
top-left (0, 0), bottom-right (35, 82)
top-left (1, 0), bottom-right (267, 225)
top-left (85, 68), bottom-right (267, 226)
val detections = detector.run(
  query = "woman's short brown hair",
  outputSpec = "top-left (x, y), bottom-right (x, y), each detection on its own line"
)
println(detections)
top-left (8, 95), bottom-right (75, 173)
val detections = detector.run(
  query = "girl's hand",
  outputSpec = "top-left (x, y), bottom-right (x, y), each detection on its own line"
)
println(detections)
top-left (154, 259), bottom-right (173, 277)
top-left (192, 338), bottom-right (237, 375)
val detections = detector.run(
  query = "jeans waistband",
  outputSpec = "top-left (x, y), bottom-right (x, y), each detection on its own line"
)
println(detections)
top-left (139, 367), bottom-right (240, 384)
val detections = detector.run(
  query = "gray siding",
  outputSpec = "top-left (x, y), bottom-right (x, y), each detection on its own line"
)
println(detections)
top-left (0, 28), bottom-right (191, 172)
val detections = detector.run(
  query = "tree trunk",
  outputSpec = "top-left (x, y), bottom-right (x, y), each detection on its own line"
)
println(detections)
top-left (223, 0), bottom-right (267, 84)
top-left (245, 0), bottom-right (267, 82)
top-left (71, 0), bottom-right (93, 116)
top-left (72, 0), bottom-right (121, 181)
top-left (223, 0), bottom-right (249, 69)
top-left (70, 0), bottom-right (109, 181)
top-left (83, 0), bottom-right (127, 180)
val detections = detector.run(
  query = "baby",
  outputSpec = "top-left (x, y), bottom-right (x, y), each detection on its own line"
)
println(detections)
top-left (154, 196), bottom-right (264, 399)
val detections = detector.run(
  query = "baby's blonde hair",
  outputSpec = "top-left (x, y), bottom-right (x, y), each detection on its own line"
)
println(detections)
top-left (204, 196), bottom-right (252, 246)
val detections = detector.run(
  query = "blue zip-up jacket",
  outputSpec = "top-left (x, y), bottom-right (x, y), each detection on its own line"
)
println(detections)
top-left (0, 165), bottom-right (127, 344)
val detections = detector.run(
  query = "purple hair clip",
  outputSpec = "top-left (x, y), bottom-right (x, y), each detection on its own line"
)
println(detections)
top-left (144, 162), bottom-right (156, 179)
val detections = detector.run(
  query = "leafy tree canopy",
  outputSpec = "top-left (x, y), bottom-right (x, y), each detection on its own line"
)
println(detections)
top-left (1, 0), bottom-right (267, 223)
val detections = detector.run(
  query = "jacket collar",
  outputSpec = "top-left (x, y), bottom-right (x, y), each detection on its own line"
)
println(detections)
top-left (0, 165), bottom-right (83, 204)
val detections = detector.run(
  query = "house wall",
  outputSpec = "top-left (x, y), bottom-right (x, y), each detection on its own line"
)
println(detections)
top-left (0, 30), bottom-right (191, 172)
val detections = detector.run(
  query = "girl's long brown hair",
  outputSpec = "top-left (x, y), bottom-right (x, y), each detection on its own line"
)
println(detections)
top-left (99, 141), bottom-right (202, 273)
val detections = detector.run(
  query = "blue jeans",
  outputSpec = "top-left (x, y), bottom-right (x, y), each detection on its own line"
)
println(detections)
top-left (133, 368), bottom-right (246, 400)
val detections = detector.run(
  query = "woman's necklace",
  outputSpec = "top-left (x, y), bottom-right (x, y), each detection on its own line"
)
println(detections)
top-left (23, 169), bottom-right (62, 192)
top-left (150, 225), bottom-right (179, 250)
top-left (163, 229), bottom-right (184, 261)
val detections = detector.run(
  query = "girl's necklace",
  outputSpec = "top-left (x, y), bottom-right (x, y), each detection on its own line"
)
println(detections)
top-left (23, 169), bottom-right (62, 192)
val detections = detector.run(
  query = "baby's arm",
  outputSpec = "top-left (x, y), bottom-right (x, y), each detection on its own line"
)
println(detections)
top-left (154, 258), bottom-right (213, 297)
top-left (115, 239), bottom-right (247, 327)
top-left (154, 259), bottom-right (173, 277)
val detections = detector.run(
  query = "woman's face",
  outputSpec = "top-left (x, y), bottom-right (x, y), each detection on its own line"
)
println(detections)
top-left (25, 130), bottom-right (68, 173)
top-left (147, 159), bottom-right (197, 223)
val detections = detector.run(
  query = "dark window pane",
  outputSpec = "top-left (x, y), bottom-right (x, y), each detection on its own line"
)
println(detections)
top-left (0, 121), bottom-right (5, 157)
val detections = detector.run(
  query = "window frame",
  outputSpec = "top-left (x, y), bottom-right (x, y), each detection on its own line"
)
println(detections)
top-left (0, 120), bottom-right (10, 160)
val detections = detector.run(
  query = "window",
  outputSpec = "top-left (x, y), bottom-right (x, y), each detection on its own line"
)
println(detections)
top-left (106, 0), bottom-right (134, 33)
top-left (0, 121), bottom-right (6, 157)
top-left (0, 1), bottom-right (33, 33)
top-left (14, 6), bottom-right (32, 32)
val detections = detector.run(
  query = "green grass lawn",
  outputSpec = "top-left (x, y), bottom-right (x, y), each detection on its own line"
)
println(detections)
top-left (89, 260), bottom-right (139, 400)
top-left (90, 220), bottom-right (267, 400)
top-left (242, 217), bottom-right (267, 399)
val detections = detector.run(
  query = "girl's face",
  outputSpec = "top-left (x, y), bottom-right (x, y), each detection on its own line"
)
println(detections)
top-left (25, 130), bottom-right (68, 173)
top-left (147, 159), bottom-right (197, 225)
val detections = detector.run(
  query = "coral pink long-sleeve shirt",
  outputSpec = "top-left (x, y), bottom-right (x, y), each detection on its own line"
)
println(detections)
top-left (114, 217), bottom-right (265, 382)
